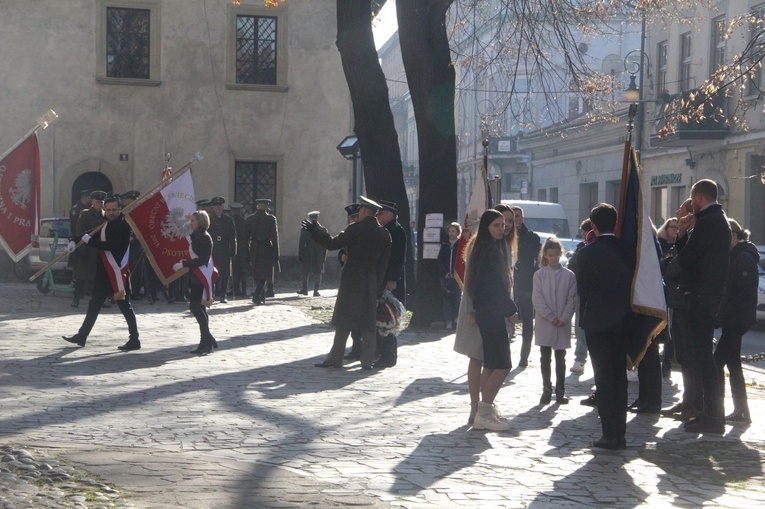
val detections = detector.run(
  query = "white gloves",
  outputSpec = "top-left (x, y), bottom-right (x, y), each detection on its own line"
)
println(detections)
top-left (81, 233), bottom-right (92, 244)
top-left (66, 241), bottom-right (76, 253)
top-left (172, 262), bottom-right (184, 272)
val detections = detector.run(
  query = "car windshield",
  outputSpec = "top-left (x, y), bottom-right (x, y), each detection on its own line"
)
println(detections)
top-left (41, 220), bottom-right (70, 239)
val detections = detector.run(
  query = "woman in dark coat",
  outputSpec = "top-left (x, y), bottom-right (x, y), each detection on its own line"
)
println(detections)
top-left (464, 209), bottom-right (517, 431)
top-left (437, 222), bottom-right (462, 329)
top-left (173, 211), bottom-right (218, 355)
top-left (714, 219), bottom-right (759, 423)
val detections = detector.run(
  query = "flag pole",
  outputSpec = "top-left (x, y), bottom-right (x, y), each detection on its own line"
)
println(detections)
top-left (28, 151), bottom-right (202, 282)
top-left (0, 110), bottom-right (58, 162)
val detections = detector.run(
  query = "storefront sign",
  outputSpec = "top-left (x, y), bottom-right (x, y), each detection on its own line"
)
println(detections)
top-left (650, 173), bottom-right (682, 186)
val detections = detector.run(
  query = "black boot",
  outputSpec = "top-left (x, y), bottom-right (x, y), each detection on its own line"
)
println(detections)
top-left (540, 383), bottom-right (552, 405)
top-left (190, 336), bottom-right (213, 355)
top-left (555, 386), bottom-right (569, 404)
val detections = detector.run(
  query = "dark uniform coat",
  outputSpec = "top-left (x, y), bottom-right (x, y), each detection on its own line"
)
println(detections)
top-left (383, 219), bottom-right (407, 305)
top-left (67, 201), bottom-right (88, 268)
top-left (208, 212), bottom-right (237, 277)
top-left (232, 214), bottom-right (248, 270)
top-left (299, 225), bottom-right (328, 274)
top-left (74, 207), bottom-right (105, 282)
top-left (244, 210), bottom-right (280, 280)
top-left (311, 215), bottom-right (391, 332)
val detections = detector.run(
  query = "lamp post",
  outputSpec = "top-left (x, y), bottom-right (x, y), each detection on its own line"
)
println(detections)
top-left (336, 135), bottom-right (362, 200)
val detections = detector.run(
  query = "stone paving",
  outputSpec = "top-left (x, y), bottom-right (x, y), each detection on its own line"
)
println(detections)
top-left (1, 281), bottom-right (764, 508)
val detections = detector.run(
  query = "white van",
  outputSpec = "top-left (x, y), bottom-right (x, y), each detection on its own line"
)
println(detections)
top-left (501, 200), bottom-right (571, 237)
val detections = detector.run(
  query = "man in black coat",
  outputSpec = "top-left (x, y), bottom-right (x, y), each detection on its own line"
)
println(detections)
top-left (230, 202), bottom-right (249, 298)
top-left (375, 200), bottom-right (407, 369)
top-left (673, 179), bottom-right (731, 434)
top-left (208, 196), bottom-right (237, 303)
top-left (576, 203), bottom-right (635, 450)
top-left (511, 206), bottom-right (542, 367)
top-left (298, 211), bottom-right (328, 296)
top-left (62, 197), bottom-right (141, 351)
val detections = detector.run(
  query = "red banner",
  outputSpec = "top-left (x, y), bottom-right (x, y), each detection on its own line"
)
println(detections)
top-left (0, 134), bottom-right (40, 262)
top-left (124, 171), bottom-right (198, 286)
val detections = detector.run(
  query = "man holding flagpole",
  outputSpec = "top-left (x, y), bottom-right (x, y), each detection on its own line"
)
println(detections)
top-left (62, 197), bottom-right (141, 351)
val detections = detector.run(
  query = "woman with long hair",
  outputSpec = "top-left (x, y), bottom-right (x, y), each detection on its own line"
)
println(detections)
top-left (656, 217), bottom-right (679, 254)
top-left (463, 209), bottom-right (517, 431)
top-left (173, 211), bottom-right (219, 355)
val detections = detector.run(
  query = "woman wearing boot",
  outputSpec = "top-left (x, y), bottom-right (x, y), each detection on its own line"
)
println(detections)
top-left (532, 237), bottom-right (578, 405)
top-left (173, 211), bottom-right (218, 355)
top-left (463, 209), bottom-right (517, 431)
top-left (714, 219), bottom-right (758, 424)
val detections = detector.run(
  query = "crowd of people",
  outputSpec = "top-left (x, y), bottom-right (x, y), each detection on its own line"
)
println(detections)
top-left (449, 180), bottom-right (757, 447)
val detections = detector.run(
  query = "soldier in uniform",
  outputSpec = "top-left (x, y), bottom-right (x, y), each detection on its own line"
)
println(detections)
top-left (71, 190), bottom-right (106, 308)
top-left (375, 200), bottom-right (407, 369)
top-left (230, 202), bottom-right (249, 298)
top-left (298, 211), bottom-right (328, 296)
top-left (67, 190), bottom-right (91, 273)
top-left (208, 196), bottom-right (237, 303)
top-left (244, 198), bottom-right (280, 305)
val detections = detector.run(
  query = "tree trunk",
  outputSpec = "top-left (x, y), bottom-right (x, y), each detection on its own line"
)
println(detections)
top-left (397, 0), bottom-right (457, 327)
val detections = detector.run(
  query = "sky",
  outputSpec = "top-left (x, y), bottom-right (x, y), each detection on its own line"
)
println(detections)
top-left (373, 2), bottom-right (398, 50)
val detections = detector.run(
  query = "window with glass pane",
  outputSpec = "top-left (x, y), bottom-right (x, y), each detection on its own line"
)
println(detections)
top-left (235, 161), bottom-right (277, 216)
top-left (657, 41), bottom-right (668, 95)
top-left (236, 15), bottom-right (277, 85)
top-left (106, 7), bottom-right (150, 79)
top-left (680, 33), bottom-right (692, 91)
top-left (710, 16), bottom-right (726, 74)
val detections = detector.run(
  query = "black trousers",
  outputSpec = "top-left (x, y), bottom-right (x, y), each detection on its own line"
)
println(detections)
top-left (78, 277), bottom-right (139, 341)
top-left (671, 307), bottom-right (702, 409)
top-left (714, 326), bottom-right (750, 413)
top-left (189, 284), bottom-right (212, 342)
top-left (515, 289), bottom-right (534, 363)
top-left (637, 341), bottom-right (662, 407)
top-left (687, 294), bottom-right (724, 421)
top-left (586, 330), bottom-right (628, 440)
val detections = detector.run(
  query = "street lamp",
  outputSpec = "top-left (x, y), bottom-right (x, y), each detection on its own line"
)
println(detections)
top-left (623, 49), bottom-right (650, 149)
top-left (336, 135), bottom-right (362, 200)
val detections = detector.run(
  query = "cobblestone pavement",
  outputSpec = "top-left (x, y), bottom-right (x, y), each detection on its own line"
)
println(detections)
top-left (1, 281), bottom-right (764, 508)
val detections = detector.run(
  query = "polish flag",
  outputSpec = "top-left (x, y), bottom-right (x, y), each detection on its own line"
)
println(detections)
top-left (0, 133), bottom-right (40, 262)
top-left (125, 171), bottom-right (198, 285)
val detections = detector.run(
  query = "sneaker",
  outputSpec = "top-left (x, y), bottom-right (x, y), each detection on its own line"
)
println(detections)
top-left (570, 361), bottom-right (584, 374)
top-left (472, 402), bottom-right (510, 431)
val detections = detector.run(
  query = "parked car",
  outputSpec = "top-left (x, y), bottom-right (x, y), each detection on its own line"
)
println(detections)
top-left (28, 217), bottom-right (73, 276)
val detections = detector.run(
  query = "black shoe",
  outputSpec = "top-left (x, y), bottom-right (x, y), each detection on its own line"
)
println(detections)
top-left (297, 289), bottom-right (308, 295)
top-left (189, 344), bottom-right (213, 355)
top-left (632, 404), bottom-right (661, 414)
top-left (211, 337), bottom-right (219, 349)
top-left (592, 437), bottom-right (626, 450)
top-left (372, 359), bottom-right (395, 370)
top-left (555, 389), bottom-right (569, 405)
top-left (725, 409), bottom-right (752, 424)
top-left (581, 392), bottom-right (597, 407)
top-left (118, 341), bottom-right (141, 352)
top-left (266, 290), bottom-right (275, 298)
top-left (70, 297), bottom-right (80, 308)
top-left (62, 334), bottom-right (86, 347)
top-left (314, 361), bottom-right (341, 368)
top-left (660, 402), bottom-right (685, 417)
top-left (539, 389), bottom-right (552, 405)
top-left (683, 416), bottom-right (725, 434)
top-left (313, 291), bottom-right (321, 297)
top-left (343, 353), bottom-right (361, 360)
top-left (220, 296), bottom-right (228, 303)
top-left (628, 399), bottom-right (642, 411)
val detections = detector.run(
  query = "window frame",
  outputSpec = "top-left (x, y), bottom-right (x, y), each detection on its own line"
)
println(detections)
top-left (234, 158), bottom-right (282, 217)
top-left (710, 16), bottom-right (726, 76)
top-left (656, 41), bottom-right (668, 96)
top-left (226, 3), bottom-right (289, 92)
top-left (96, 0), bottom-right (161, 86)
top-left (679, 32), bottom-right (692, 92)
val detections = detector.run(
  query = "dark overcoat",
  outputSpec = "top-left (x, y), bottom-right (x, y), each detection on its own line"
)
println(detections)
top-left (514, 223), bottom-right (541, 293)
top-left (209, 212), bottom-right (237, 277)
top-left (299, 225), bottom-right (328, 274)
top-left (311, 216), bottom-right (391, 332)
top-left (244, 210), bottom-right (280, 280)
top-left (67, 201), bottom-right (88, 268)
top-left (383, 219), bottom-right (407, 305)
top-left (74, 207), bottom-right (104, 281)
top-left (717, 240), bottom-right (759, 329)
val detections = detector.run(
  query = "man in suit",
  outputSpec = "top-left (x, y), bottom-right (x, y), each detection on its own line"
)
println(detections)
top-left (304, 196), bottom-right (391, 370)
top-left (511, 206), bottom-right (542, 367)
top-left (375, 200), bottom-right (406, 369)
top-left (673, 179), bottom-right (731, 434)
top-left (230, 202), bottom-right (249, 298)
top-left (298, 211), bottom-right (328, 296)
top-left (576, 203), bottom-right (635, 450)
top-left (208, 196), bottom-right (237, 303)
top-left (62, 197), bottom-right (141, 351)
top-left (244, 198), bottom-right (280, 305)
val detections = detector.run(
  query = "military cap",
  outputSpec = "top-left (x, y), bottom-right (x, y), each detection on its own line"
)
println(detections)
top-left (255, 198), bottom-right (272, 206)
top-left (379, 200), bottom-right (399, 215)
top-left (196, 199), bottom-right (210, 207)
top-left (358, 195), bottom-right (382, 212)
top-left (121, 190), bottom-right (140, 201)
top-left (344, 204), bottom-right (360, 216)
top-left (79, 189), bottom-right (93, 196)
top-left (210, 196), bottom-right (226, 206)
top-left (90, 190), bottom-right (107, 201)
top-left (307, 210), bottom-right (320, 218)
top-left (230, 202), bottom-right (244, 210)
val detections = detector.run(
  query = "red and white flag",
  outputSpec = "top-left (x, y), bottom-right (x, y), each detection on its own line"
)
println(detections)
top-left (124, 171), bottom-right (198, 286)
top-left (0, 133), bottom-right (40, 262)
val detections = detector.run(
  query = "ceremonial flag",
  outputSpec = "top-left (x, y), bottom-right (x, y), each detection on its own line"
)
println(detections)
top-left (0, 134), bottom-right (40, 262)
top-left (125, 171), bottom-right (199, 286)
top-left (615, 145), bottom-right (668, 367)
top-left (454, 160), bottom-right (488, 287)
